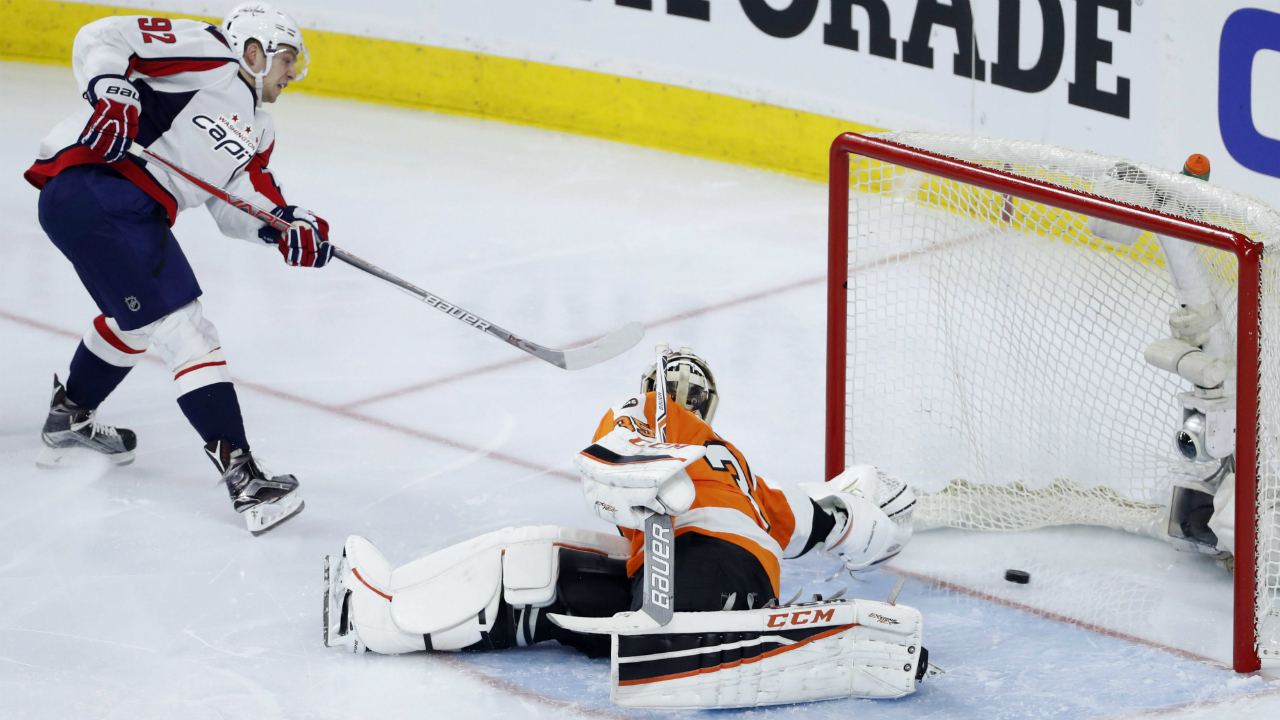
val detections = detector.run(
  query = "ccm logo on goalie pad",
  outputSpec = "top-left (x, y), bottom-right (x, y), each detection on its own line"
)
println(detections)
top-left (766, 608), bottom-right (838, 628)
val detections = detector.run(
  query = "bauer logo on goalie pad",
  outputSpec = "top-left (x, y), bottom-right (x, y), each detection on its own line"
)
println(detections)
top-left (623, 397), bottom-right (638, 409)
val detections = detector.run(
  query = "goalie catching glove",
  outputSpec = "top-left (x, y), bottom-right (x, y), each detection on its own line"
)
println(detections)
top-left (259, 205), bottom-right (333, 268)
top-left (800, 465), bottom-right (916, 571)
top-left (575, 427), bottom-right (703, 529)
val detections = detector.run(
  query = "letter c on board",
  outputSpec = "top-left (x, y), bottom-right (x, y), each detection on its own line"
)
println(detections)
top-left (1220, 9), bottom-right (1280, 178)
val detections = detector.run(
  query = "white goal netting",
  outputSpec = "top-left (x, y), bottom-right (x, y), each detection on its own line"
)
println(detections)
top-left (839, 132), bottom-right (1280, 665)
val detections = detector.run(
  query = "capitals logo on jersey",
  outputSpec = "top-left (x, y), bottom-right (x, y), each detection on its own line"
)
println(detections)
top-left (191, 115), bottom-right (257, 161)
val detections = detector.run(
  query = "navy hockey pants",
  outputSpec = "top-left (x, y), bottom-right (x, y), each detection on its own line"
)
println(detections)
top-left (39, 164), bottom-right (201, 332)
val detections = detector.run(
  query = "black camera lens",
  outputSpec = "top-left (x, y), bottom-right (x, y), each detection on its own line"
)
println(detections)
top-left (1176, 430), bottom-right (1199, 461)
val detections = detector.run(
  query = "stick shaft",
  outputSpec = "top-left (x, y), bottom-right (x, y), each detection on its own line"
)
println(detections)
top-left (641, 347), bottom-right (675, 626)
top-left (128, 145), bottom-right (638, 369)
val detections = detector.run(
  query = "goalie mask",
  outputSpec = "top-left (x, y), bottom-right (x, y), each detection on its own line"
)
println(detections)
top-left (641, 347), bottom-right (719, 424)
top-left (222, 3), bottom-right (309, 102)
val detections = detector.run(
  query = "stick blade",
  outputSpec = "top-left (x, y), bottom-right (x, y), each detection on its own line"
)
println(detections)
top-left (547, 610), bottom-right (662, 635)
top-left (553, 321), bottom-right (644, 371)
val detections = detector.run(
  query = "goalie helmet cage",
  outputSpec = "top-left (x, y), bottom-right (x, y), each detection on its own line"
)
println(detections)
top-left (824, 132), bottom-right (1280, 674)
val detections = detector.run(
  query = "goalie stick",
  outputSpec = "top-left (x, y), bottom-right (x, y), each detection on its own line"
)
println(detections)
top-left (640, 344), bottom-right (676, 626)
top-left (126, 145), bottom-right (644, 371)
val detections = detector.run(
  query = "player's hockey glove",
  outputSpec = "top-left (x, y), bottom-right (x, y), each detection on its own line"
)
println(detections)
top-left (260, 206), bottom-right (333, 268)
top-left (80, 75), bottom-right (141, 163)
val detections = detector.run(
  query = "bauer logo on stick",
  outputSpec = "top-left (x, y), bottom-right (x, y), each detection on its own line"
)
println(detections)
top-left (648, 519), bottom-right (672, 610)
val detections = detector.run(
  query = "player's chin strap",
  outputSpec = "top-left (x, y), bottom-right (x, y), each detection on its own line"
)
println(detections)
top-left (239, 54), bottom-right (271, 106)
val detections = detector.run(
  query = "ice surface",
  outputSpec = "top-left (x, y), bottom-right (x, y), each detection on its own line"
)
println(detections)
top-left (1, 61), bottom-right (1278, 718)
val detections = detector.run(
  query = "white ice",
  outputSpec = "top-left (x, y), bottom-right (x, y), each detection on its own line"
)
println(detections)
top-left (2, 61), bottom-right (1278, 719)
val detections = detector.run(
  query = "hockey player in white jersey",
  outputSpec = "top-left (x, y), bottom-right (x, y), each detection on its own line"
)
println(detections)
top-left (24, 4), bottom-right (324, 534)
top-left (322, 348), bottom-right (930, 709)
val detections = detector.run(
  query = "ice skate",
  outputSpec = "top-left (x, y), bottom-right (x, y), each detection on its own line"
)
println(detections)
top-left (205, 439), bottom-right (304, 535)
top-left (37, 375), bottom-right (136, 469)
top-left (323, 551), bottom-right (365, 652)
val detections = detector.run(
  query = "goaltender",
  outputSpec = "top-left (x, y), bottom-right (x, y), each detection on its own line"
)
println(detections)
top-left (323, 346), bottom-right (929, 708)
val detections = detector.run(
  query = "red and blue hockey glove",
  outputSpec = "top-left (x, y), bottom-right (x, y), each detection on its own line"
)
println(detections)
top-left (80, 75), bottom-right (141, 163)
top-left (261, 206), bottom-right (333, 268)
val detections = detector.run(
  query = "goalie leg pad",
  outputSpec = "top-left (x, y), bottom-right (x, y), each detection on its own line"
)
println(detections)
top-left (608, 598), bottom-right (925, 709)
top-left (339, 536), bottom-right (426, 655)
top-left (334, 527), bottom-right (631, 654)
top-left (615, 601), bottom-right (925, 708)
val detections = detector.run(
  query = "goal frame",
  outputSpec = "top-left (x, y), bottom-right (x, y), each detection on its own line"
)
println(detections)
top-left (824, 132), bottom-right (1265, 673)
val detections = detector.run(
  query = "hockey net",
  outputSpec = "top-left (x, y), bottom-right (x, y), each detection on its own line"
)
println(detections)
top-left (825, 132), bottom-right (1280, 672)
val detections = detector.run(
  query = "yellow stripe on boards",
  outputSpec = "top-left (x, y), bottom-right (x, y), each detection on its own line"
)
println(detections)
top-left (0, 0), bottom-right (1177, 270)
top-left (0, 0), bottom-right (880, 182)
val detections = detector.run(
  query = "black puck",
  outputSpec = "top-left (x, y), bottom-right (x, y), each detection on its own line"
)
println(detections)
top-left (1005, 569), bottom-right (1030, 584)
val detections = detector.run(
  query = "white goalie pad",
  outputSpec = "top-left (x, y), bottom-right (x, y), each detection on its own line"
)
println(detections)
top-left (339, 527), bottom-right (630, 654)
top-left (551, 598), bottom-right (925, 709)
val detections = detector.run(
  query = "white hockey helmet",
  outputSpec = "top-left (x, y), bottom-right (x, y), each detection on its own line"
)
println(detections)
top-left (641, 346), bottom-right (719, 424)
top-left (222, 3), bottom-right (309, 98)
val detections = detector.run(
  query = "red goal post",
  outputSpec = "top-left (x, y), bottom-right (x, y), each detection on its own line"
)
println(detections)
top-left (824, 132), bottom-right (1267, 673)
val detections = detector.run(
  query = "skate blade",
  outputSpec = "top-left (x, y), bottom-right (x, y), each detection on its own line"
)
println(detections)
top-left (36, 445), bottom-right (134, 469)
top-left (324, 555), bottom-right (333, 647)
top-left (322, 553), bottom-right (365, 652)
top-left (243, 492), bottom-right (304, 536)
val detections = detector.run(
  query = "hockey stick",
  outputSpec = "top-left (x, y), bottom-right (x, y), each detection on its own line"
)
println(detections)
top-left (639, 344), bottom-right (676, 626)
top-left (126, 145), bottom-right (644, 370)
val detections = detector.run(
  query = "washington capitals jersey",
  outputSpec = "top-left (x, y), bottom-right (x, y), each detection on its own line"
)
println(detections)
top-left (592, 392), bottom-right (826, 596)
top-left (25, 16), bottom-right (288, 242)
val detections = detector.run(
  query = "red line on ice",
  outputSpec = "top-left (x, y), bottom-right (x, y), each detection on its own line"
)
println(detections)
top-left (339, 272), bottom-right (828, 410)
top-left (889, 566), bottom-right (1230, 669)
top-left (431, 654), bottom-right (641, 720)
top-left (1098, 684), bottom-right (1280, 719)
top-left (0, 309), bottom-right (575, 481)
top-left (339, 228), bottom-right (989, 411)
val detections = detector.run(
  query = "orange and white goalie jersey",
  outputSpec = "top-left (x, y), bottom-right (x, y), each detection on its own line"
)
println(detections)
top-left (590, 392), bottom-right (824, 596)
